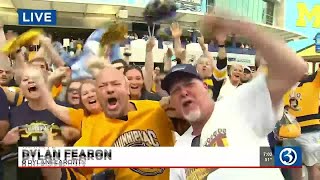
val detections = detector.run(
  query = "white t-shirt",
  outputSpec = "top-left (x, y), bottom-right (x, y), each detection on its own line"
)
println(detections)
top-left (218, 77), bottom-right (238, 100)
top-left (170, 127), bottom-right (194, 180)
top-left (188, 74), bottom-right (284, 180)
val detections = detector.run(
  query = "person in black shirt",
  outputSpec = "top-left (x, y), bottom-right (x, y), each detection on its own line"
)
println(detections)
top-left (3, 66), bottom-right (65, 180)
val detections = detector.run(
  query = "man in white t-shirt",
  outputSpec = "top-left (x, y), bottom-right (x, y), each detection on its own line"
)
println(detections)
top-left (161, 12), bottom-right (308, 180)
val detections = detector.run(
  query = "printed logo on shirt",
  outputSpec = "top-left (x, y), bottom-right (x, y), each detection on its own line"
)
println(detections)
top-left (186, 129), bottom-right (229, 179)
top-left (204, 128), bottom-right (229, 147)
top-left (113, 130), bottom-right (165, 176)
top-left (288, 91), bottom-right (302, 111)
top-left (19, 122), bottom-right (61, 141)
top-left (185, 168), bottom-right (216, 180)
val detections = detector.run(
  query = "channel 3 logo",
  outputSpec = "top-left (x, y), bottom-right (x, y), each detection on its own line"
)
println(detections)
top-left (274, 147), bottom-right (302, 167)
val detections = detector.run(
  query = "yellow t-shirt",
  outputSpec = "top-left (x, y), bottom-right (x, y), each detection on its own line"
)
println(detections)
top-left (283, 70), bottom-right (320, 132)
top-left (73, 111), bottom-right (105, 147)
top-left (68, 108), bottom-right (106, 142)
top-left (151, 83), bottom-right (157, 93)
top-left (68, 108), bottom-right (85, 130)
top-left (65, 108), bottom-right (105, 178)
top-left (51, 84), bottom-right (62, 99)
top-left (66, 100), bottom-right (174, 180)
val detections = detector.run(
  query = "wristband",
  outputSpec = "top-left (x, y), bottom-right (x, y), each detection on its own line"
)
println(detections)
top-left (218, 45), bottom-right (225, 48)
top-left (123, 52), bottom-right (131, 57)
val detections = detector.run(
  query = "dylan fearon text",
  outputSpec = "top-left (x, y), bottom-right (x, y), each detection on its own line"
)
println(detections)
top-left (22, 149), bottom-right (112, 160)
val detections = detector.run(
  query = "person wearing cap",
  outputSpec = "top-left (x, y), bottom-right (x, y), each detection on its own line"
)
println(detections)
top-left (241, 66), bottom-right (253, 84)
top-left (165, 10), bottom-right (307, 179)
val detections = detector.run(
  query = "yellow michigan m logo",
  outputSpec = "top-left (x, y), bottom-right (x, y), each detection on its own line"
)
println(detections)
top-left (296, 2), bottom-right (320, 28)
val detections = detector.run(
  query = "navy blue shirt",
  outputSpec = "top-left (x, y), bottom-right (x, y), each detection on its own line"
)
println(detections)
top-left (0, 87), bottom-right (9, 120)
top-left (9, 101), bottom-right (65, 146)
top-left (9, 101), bottom-right (66, 180)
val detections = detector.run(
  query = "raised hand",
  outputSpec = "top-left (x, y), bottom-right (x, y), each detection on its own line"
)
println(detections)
top-left (170, 22), bottom-right (182, 39)
top-left (36, 71), bottom-right (55, 108)
top-left (160, 96), bottom-right (176, 117)
top-left (166, 48), bottom-right (173, 58)
top-left (198, 35), bottom-right (205, 46)
top-left (39, 35), bottom-right (52, 47)
top-left (160, 96), bottom-right (171, 111)
top-left (216, 33), bottom-right (227, 45)
top-left (175, 48), bottom-right (186, 62)
top-left (48, 66), bottom-right (69, 84)
top-left (201, 9), bottom-right (248, 41)
top-left (5, 30), bottom-right (17, 41)
top-left (146, 37), bottom-right (156, 52)
top-left (86, 54), bottom-right (112, 77)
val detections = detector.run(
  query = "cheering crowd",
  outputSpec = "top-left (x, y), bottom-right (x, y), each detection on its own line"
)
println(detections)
top-left (0, 10), bottom-right (319, 180)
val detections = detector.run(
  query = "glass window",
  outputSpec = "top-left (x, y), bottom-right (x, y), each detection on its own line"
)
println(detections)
top-left (209, 0), bottom-right (274, 25)
top-left (265, 1), bottom-right (275, 25)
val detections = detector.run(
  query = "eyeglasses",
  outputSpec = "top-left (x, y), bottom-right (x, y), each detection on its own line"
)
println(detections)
top-left (191, 135), bottom-right (201, 147)
top-left (67, 88), bottom-right (79, 93)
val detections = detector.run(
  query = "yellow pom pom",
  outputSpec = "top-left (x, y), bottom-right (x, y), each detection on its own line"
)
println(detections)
top-left (100, 23), bottom-right (128, 46)
top-left (1, 38), bottom-right (19, 55)
top-left (16, 29), bottom-right (43, 47)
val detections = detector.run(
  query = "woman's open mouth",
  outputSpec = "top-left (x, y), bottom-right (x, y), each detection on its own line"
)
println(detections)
top-left (88, 99), bottom-right (97, 104)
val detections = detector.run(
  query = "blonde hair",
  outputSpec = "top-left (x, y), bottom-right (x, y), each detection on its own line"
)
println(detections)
top-left (229, 64), bottom-right (243, 76)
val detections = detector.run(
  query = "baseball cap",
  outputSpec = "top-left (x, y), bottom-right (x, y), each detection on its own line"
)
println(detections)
top-left (161, 64), bottom-right (202, 93)
top-left (244, 66), bottom-right (252, 73)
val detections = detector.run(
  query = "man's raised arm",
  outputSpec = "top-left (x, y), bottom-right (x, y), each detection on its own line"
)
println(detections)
top-left (202, 13), bottom-right (308, 106)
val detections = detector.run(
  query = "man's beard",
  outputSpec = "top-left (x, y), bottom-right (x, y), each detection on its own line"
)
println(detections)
top-left (183, 107), bottom-right (201, 123)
